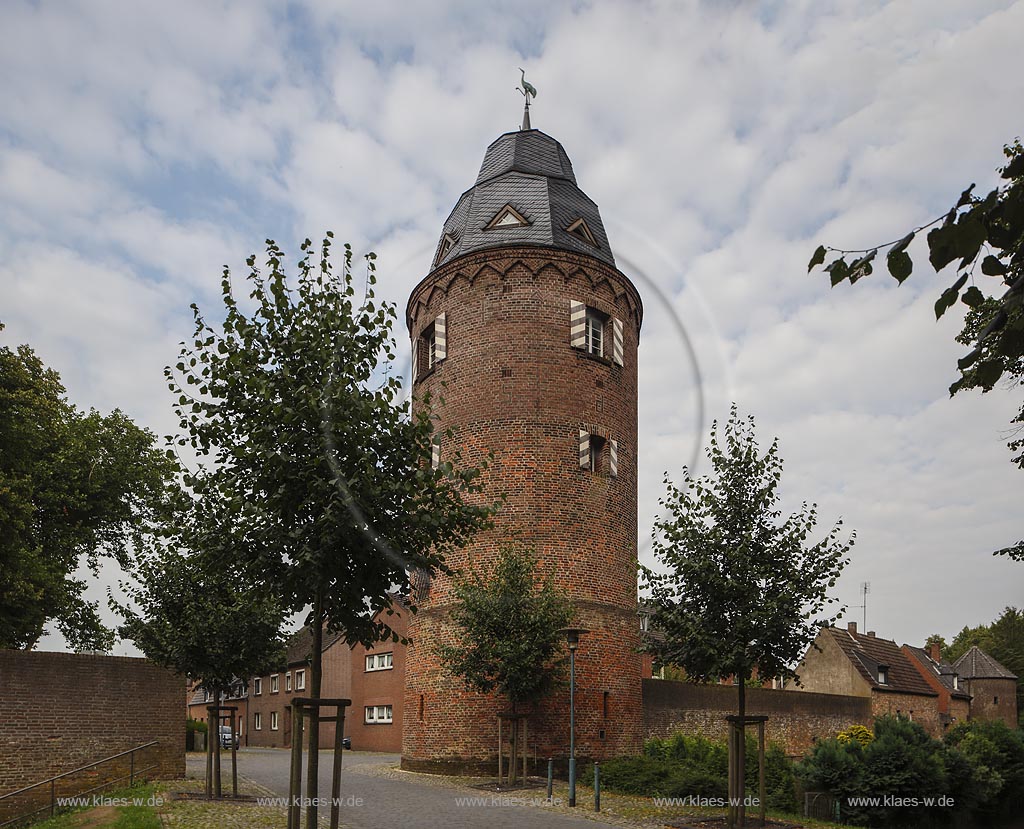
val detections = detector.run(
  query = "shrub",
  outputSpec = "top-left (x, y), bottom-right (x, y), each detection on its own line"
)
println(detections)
top-left (186, 718), bottom-right (207, 734)
top-left (838, 724), bottom-right (875, 747)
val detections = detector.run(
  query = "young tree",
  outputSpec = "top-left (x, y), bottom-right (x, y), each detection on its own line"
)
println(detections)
top-left (642, 406), bottom-right (853, 826)
top-left (113, 486), bottom-right (287, 797)
top-left (0, 323), bottom-right (173, 650)
top-left (439, 544), bottom-right (574, 783)
top-left (166, 236), bottom-right (495, 814)
top-left (809, 142), bottom-right (1024, 560)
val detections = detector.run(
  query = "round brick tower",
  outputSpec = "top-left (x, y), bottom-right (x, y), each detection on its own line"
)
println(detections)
top-left (402, 126), bottom-right (643, 773)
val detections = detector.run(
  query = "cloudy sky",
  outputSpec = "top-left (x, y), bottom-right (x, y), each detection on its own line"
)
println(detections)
top-left (2, 0), bottom-right (1022, 654)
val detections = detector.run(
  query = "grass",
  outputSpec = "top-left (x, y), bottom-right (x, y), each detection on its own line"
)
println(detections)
top-left (24, 784), bottom-right (159, 829)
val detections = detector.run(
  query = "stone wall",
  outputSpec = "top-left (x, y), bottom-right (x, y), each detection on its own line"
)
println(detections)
top-left (642, 679), bottom-right (872, 757)
top-left (0, 650), bottom-right (184, 824)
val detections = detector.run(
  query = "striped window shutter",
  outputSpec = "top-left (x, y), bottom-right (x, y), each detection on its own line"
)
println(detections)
top-left (570, 300), bottom-right (586, 348)
top-left (578, 429), bottom-right (590, 468)
top-left (431, 436), bottom-right (441, 470)
top-left (434, 312), bottom-right (447, 361)
top-left (612, 318), bottom-right (624, 366)
top-left (411, 337), bottom-right (417, 384)
top-left (609, 439), bottom-right (619, 478)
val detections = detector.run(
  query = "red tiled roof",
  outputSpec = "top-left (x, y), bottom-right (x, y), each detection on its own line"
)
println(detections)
top-left (826, 627), bottom-right (937, 697)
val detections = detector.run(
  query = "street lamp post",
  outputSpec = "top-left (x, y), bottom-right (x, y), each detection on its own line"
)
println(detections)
top-left (559, 627), bottom-right (589, 807)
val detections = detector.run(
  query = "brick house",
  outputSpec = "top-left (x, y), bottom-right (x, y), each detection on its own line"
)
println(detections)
top-left (348, 603), bottom-right (408, 752)
top-left (186, 679), bottom-right (248, 744)
top-left (247, 626), bottom-right (349, 748)
top-left (787, 622), bottom-right (943, 736)
top-left (901, 642), bottom-right (971, 730)
top-left (953, 645), bottom-right (1019, 728)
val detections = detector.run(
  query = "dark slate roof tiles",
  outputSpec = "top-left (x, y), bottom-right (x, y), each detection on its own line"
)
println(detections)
top-left (827, 627), bottom-right (937, 697)
top-left (953, 645), bottom-right (1018, 680)
top-left (903, 645), bottom-right (972, 699)
top-left (432, 128), bottom-right (613, 270)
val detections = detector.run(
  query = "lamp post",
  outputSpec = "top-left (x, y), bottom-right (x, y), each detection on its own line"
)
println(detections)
top-left (559, 627), bottom-right (589, 807)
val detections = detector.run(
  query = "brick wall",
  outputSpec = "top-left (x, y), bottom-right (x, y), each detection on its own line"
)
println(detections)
top-left (870, 690), bottom-right (942, 737)
top-left (964, 677), bottom-right (1018, 728)
top-left (0, 650), bottom-right (184, 824)
top-left (642, 679), bottom-right (872, 757)
top-left (403, 246), bottom-right (644, 773)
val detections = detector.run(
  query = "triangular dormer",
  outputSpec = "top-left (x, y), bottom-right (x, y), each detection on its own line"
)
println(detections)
top-left (435, 233), bottom-right (456, 265)
top-left (565, 217), bottom-right (598, 247)
top-left (485, 204), bottom-right (530, 230)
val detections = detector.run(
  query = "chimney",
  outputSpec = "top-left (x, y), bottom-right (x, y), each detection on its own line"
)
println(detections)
top-left (867, 631), bottom-right (876, 638)
top-left (847, 622), bottom-right (857, 635)
top-left (929, 642), bottom-right (942, 662)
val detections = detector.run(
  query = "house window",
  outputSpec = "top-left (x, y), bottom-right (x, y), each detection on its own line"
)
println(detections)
top-left (366, 653), bottom-right (394, 672)
top-left (270, 674), bottom-right (279, 693)
top-left (365, 705), bottom-right (393, 724)
top-left (253, 678), bottom-right (262, 696)
top-left (254, 713), bottom-right (262, 731)
top-left (295, 670), bottom-right (305, 691)
top-left (270, 711), bottom-right (279, 731)
top-left (877, 666), bottom-right (889, 685)
top-left (285, 672), bottom-right (292, 692)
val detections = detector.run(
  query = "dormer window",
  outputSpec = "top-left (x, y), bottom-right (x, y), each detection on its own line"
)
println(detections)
top-left (878, 665), bottom-right (889, 685)
top-left (485, 204), bottom-right (530, 230)
top-left (565, 217), bottom-right (598, 247)
top-left (435, 233), bottom-right (456, 265)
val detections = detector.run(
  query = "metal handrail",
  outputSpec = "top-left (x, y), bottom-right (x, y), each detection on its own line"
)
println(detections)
top-left (0, 741), bottom-right (159, 828)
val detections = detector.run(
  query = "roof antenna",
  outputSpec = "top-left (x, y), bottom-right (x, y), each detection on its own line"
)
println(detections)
top-left (517, 68), bottom-right (537, 130)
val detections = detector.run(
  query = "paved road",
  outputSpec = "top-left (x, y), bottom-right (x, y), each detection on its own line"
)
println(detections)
top-left (186, 749), bottom-right (620, 829)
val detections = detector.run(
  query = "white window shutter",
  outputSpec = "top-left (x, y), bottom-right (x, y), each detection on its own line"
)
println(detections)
top-left (612, 318), bottom-right (624, 366)
top-left (434, 312), bottom-right (446, 361)
top-left (570, 300), bottom-right (586, 348)
top-left (411, 337), bottom-right (417, 384)
top-left (609, 439), bottom-right (618, 478)
top-left (578, 429), bottom-right (590, 468)
top-left (431, 436), bottom-right (441, 470)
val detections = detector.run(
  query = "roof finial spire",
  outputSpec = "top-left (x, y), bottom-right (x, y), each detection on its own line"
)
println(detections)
top-left (517, 68), bottom-right (537, 131)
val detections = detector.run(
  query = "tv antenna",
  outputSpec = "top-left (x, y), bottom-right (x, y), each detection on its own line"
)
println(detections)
top-left (857, 581), bottom-right (870, 630)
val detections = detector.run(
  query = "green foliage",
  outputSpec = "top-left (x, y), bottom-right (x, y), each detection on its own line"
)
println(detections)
top-left (0, 323), bottom-right (173, 650)
top-left (596, 733), bottom-right (796, 812)
top-left (163, 236), bottom-right (496, 657)
top-left (438, 544), bottom-right (573, 709)
top-left (810, 141), bottom-right (1024, 562)
top-left (799, 716), bottom-right (1024, 827)
top-left (945, 607), bottom-right (1024, 726)
top-left (641, 405), bottom-right (852, 697)
top-left (186, 718), bottom-right (208, 735)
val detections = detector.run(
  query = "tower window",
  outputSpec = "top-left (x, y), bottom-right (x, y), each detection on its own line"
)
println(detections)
top-left (589, 434), bottom-right (606, 472)
top-left (485, 204), bottom-right (530, 229)
top-left (435, 233), bottom-right (456, 265)
top-left (585, 308), bottom-right (606, 357)
top-left (565, 217), bottom-right (598, 247)
top-left (579, 430), bottom-right (618, 478)
top-left (414, 312), bottom-right (447, 381)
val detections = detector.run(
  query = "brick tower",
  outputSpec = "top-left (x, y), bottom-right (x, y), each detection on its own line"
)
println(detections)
top-left (402, 124), bottom-right (643, 773)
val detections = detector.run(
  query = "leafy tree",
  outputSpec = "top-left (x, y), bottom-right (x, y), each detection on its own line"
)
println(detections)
top-left (113, 484), bottom-right (287, 797)
top-left (945, 719), bottom-right (1024, 821)
top-left (0, 323), bottom-right (173, 650)
top-left (642, 405), bottom-right (852, 825)
top-left (439, 543), bottom-right (573, 782)
top-left (809, 141), bottom-right (1024, 560)
top-left (165, 236), bottom-right (495, 813)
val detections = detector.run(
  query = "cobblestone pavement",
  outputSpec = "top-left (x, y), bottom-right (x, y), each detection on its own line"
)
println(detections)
top-left (184, 750), bottom-right (627, 829)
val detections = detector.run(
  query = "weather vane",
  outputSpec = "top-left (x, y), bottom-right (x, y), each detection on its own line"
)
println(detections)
top-left (517, 68), bottom-right (537, 130)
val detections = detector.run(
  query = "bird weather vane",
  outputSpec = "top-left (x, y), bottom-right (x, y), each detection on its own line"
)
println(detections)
top-left (517, 68), bottom-right (537, 130)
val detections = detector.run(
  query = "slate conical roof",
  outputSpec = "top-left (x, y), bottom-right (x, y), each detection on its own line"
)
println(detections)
top-left (430, 128), bottom-right (615, 270)
top-left (952, 645), bottom-right (1018, 680)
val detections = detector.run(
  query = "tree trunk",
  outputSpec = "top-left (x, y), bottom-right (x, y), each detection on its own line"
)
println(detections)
top-left (737, 674), bottom-right (746, 827)
top-left (508, 703), bottom-right (518, 785)
top-left (213, 685), bottom-right (222, 798)
top-left (305, 591), bottom-right (324, 829)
